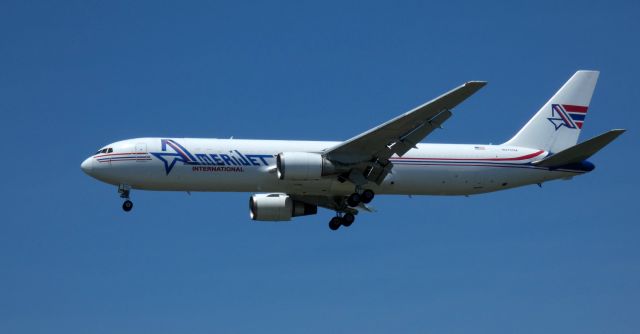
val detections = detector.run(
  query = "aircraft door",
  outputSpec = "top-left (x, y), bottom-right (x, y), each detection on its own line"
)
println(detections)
top-left (135, 143), bottom-right (148, 162)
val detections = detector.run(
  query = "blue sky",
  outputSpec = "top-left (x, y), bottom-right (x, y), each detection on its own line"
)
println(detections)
top-left (1, 1), bottom-right (639, 333)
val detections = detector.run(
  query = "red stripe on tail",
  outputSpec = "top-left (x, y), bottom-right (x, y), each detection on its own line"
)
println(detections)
top-left (563, 104), bottom-right (588, 113)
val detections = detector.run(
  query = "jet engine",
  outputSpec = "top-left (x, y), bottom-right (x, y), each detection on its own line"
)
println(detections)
top-left (276, 152), bottom-right (323, 180)
top-left (249, 193), bottom-right (317, 221)
top-left (276, 152), bottom-right (341, 180)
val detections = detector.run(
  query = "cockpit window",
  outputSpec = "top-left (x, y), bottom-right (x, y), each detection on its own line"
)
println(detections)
top-left (94, 147), bottom-right (113, 155)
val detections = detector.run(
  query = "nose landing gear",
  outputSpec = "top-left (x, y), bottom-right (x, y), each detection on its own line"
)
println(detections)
top-left (118, 184), bottom-right (133, 212)
top-left (122, 200), bottom-right (133, 212)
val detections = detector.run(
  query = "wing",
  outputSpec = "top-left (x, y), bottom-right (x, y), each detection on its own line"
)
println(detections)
top-left (323, 81), bottom-right (486, 184)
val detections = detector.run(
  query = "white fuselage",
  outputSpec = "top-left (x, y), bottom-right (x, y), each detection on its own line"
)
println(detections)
top-left (81, 137), bottom-right (590, 196)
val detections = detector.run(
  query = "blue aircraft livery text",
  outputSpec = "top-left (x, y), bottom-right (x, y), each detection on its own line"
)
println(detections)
top-left (150, 139), bottom-right (274, 175)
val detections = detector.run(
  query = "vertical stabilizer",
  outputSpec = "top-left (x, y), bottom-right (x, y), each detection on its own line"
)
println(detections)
top-left (504, 70), bottom-right (599, 152)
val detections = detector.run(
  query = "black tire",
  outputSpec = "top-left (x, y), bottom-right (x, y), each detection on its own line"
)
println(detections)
top-left (347, 193), bottom-right (361, 207)
top-left (342, 213), bottom-right (355, 227)
top-left (329, 217), bottom-right (341, 230)
top-left (361, 189), bottom-right (375, 204)
top-left (122, 200), bottom-right (133, 212)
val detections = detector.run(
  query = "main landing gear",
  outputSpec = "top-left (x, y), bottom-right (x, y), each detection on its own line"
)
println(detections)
top-left (328, 212), bottom-right (356, 231)
top-left (346, 189), bottom-right (375, 207)
top-left (328, 188), bottom-right (375, 230)
top-left (118, 184), bottom-right (133, 212)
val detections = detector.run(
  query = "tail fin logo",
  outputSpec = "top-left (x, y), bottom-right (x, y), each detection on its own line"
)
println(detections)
top-left (548, 104), bottom-right (588, 130)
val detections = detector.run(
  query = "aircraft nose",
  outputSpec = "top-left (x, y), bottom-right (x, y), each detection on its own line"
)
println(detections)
top-left (80, 157), bottom-right (94, 174)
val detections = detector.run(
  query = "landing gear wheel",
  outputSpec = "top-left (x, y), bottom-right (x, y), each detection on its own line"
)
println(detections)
top-left (118, 184), bottom-right (133, 212)
top-left (342, 213), bottom-right (355, 227)
top-left (122, 200), bottom-right (133, 212)
top-left (347, 193), bottom-right (361, 207)
top-left (361, 189), bottom-right (375, 204)
top-left (329, 217), bottom-right (342, 230)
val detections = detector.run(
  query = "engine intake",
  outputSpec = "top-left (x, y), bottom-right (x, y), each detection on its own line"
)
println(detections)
top-left (249, 194), bottom-right (318, 221)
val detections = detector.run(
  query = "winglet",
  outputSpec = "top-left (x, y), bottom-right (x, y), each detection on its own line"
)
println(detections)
top-left (466, 81), bottom-right (488, 89)
top-left (532, 129), bottom-right (625, 167)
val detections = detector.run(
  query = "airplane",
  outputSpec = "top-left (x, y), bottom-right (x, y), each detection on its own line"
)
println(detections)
top-left (81, 70), bottom-right (624, 230)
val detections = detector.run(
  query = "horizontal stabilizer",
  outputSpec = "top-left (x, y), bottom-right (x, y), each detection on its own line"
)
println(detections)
top-left (532, 129), bottom-right (625, 167)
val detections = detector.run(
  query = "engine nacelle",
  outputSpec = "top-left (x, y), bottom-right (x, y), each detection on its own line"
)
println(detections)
top-left (276, 152), bottom-right (325, 180)
top-left (249, 194), bottom-right (318, 221)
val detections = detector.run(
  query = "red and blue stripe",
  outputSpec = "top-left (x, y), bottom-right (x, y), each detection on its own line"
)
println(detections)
top-left (95, 152), bottom-right (152, 163)
top-left (390, 150), bottom-right (587, 173)
top-left (563, 104), bottom-right (588, 129)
